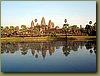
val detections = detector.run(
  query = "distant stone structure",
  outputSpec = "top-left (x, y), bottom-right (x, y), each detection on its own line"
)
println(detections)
top-left (1, 17), bottom-right (88, 37)
top-left (48, 20), bottom-right (54, 29)
top-left (41, 17), bottom-right (46, 26)
top-left (31, 20), bottom-right (34, 29)
top-left (30, 17), bottom-right (55, 35)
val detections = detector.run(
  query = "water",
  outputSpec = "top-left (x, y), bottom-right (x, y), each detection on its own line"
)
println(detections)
top-left (1, 40), bottom-right (96, 72)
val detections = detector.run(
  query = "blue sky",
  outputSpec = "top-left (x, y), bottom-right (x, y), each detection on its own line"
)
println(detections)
top-left (1, 1), bottom-right (96, 28)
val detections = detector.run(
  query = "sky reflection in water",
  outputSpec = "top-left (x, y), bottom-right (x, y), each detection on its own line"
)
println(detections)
top-left (1, 40), bottom-right (96, 72)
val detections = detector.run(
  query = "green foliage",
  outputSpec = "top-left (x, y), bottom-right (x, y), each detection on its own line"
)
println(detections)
top-left (63, 24), bottom-right (69, 31)
top-left (34, 28), bottom-right (39, 34)
top-left (80, 28), bottom-right (86, 33)
top-left (21, 25), bottom-right (26, 29)
top-left (85, 21), bottom-right (96, 36)
top-left (71, 25), bottom-right (78, 32)
top-left (15, 26), bottom-right (19, 31)
top-left (21, 25), bottom-right (27, 33)
top-left (9, 26), bottom-right (15, 34)
top-left (1, 26), bottom-right (3, 30)
top-left (5, 26), bottom-right (9, 29)
top-left (10, 26), bottom-right (14, 30)
top-left (55, 26), bottom-right (59, 29)
top-left (50, 32), bottom-right (56, 37)
top-left (64, 19), bottom-right (67, 23)
top-left (4, 26), bottom-right (9, 34)
top-left (34, 19), bottom-right (37, 22)
top-left (89, 21), bottom-right (92, 25)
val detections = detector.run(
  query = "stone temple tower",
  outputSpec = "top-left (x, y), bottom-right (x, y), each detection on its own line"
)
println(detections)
top-left (31, 20), bottom-right (34, 29)
top-left (48, 20), bottom-right (54, 29)
top-left (41, 17), bottom-right (46, 26)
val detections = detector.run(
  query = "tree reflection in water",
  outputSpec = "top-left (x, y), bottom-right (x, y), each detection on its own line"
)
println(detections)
top-left (62, 40), bottom-right (70, 56)
top-left (85, 41), bottom-right (96, 54)
top-left (1, 40), bottom-right (96, 59)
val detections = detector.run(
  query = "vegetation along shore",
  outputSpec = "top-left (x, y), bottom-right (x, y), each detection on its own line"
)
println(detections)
top-left (1, 36), bottom-right (96, 43)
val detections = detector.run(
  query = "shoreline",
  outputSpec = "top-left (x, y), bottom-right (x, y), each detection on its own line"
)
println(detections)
top-left (1, 36), bottom-right (96, 43)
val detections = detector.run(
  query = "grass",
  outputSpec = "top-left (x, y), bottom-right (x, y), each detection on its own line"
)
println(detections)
top-left (1, 36), bottom-right (96, 43)
top-left (1, 36), bottom-right (55, 43)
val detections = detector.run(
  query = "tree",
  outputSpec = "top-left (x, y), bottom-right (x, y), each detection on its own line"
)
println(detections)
top-left (8, 26), bottom-right (15, 36)
top-left (92, 22), bottom-right (96, 36)
top-left (85, 21), bottom-right (94, 36)
top-left (50, 32), bottom-right (56, 37)
top-left (63, 24), bottom-right (69, 37)
top-left (1, 26), bottom-right (3, 30)
top-left (21, 25), bottom-right (26, 29)
top-left (1, 26), bottom-right (4, 34)
top-left (89, 21), bottom-right (92, 25)
top-left (21, 25), bottom-right (27, 34)
top-left (93, 22), bottom-right (96, 31)
top-left (10, 26), bottom-right (15, 33)
top-left (4, 26), bottom-right (9, 35)
top-left (34, 19), bottom-right (38, 26)
top-left (55, 26), bottom-right (59, 29)
top-left (10, 26), bottom-right (14, 29)
top-left (72, 25), bottom-right (78, 33)
top-left (63, 19), bottom-right (69, 37)
top-left (64, 19), bottom-right (67, 24)
top-left (34, 19), bottom-right (37, 22)
top-left (85, 24), bottom-right (92, 35)
top-left (80, 27), bottom-right (86, 33)
top-left (15, 26), bottom-right (19, 31)
top-left (34, 28), bottom-right (39, 35)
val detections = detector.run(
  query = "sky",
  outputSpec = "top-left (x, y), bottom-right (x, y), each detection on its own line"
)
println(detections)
top-left (1, 1), bottom-right (96, 28)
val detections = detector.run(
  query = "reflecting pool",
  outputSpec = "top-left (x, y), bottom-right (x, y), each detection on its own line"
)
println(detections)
top-left (1, 40), bottom-right (96, 72)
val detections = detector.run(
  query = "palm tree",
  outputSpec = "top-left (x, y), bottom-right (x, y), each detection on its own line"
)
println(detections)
top-left (64, 19), bottom-right (67, 24)
top-left (89, 21), bottom-right (92, 25)
top-left (63, 19), bottom-right (69, 38)
top-left (34, 19), bottom-right (37, 22)
top-left (34, 19), bottom-right (38, 26)
top-left (85, 21), bottom-right (93, 36)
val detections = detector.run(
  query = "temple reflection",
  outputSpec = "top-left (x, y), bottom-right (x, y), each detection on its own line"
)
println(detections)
top-left (1, 40), bottom-right (96, 59)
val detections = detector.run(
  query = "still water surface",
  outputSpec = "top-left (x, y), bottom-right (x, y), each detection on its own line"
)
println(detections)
top-left (1, 40), bottom-right (96, 72)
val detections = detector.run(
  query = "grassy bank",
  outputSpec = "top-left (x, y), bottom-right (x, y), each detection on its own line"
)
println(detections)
top-left (1, 36), bottom-right (96, 43)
